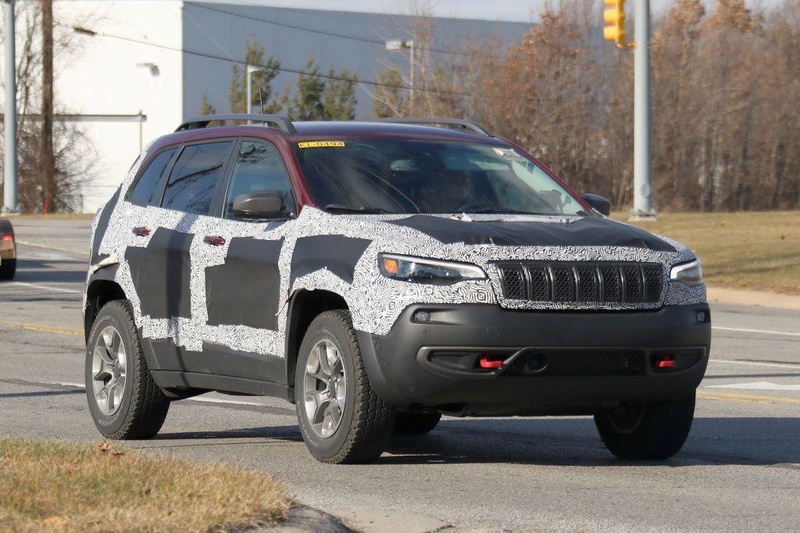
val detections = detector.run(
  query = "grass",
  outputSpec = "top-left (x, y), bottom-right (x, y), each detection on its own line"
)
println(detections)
top-left (621, 211), bottom-right (800, 295)
top-left (0, 438), bottom-right (291, 532)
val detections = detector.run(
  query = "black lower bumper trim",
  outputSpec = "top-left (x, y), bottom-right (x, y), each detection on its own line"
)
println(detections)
top-left (357, 303), bottom-right (711, 415)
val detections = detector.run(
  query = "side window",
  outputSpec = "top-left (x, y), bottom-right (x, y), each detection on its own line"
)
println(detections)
top-left (128, 148), bottom-right (177, 206)
top-left (224, 141), bottom-right (295, 219)
top-left (161, 141), bottom-right (233, 215)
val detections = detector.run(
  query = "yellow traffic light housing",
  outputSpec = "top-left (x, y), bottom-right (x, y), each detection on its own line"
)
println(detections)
top-left (603, 0), bottom-right (627, 47)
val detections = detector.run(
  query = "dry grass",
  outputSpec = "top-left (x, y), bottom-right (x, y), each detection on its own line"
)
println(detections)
top-left (0, 438), bottom-right (290, 532)
top-left (622, 211), bottom-right (800, 295)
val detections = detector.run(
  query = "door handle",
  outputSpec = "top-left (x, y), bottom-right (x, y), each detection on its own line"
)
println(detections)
top-left (203, 236), bottom-right (226, 247)
top-left (132, 226), bottom-right (151, 237)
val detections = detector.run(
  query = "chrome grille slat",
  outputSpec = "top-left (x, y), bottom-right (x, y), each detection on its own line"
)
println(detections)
top-left (497, 262), bottom-right (663, 305)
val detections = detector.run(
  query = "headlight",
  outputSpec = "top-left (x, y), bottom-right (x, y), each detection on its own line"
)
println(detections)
top-left (670, 260), bottom-right (703, 287)
top-left (379, 253), bottom-right (487, 285)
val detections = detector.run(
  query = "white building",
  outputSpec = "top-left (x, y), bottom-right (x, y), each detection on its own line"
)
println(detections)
top-left (50, 1), bottom-right (530, 212)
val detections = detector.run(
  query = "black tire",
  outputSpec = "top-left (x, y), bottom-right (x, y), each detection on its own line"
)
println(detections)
top-left (594, 392), bottom-right (696, 460)
top-left (294, 310), bottom-right (395, 464)
top-left (0, 258), bottom-right (15, 280)
top-left (393, 411), bottom-right (441, 435)
top-left (85, 299), bottom-right (170, 439)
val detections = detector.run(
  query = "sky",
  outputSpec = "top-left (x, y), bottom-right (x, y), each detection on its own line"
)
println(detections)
top-left (197, 0), bottom-right (786, 23)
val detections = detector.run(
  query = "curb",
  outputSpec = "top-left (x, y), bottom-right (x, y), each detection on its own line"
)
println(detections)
top-left (256, 505), bottom-right (355, 532)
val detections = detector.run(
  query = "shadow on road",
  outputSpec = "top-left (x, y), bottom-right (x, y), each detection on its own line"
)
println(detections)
top-left (138, 416), bottom-right (800, 467)
top-left (15, 258), bottom-right (86, 284)
top-left (377, 416), bottom-right (800, 467)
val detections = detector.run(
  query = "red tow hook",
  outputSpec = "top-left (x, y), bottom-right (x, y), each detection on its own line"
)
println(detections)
top-left (654, 354), bottom-right (676, 369)
top-left (478, 355), bottom-right (505, 370)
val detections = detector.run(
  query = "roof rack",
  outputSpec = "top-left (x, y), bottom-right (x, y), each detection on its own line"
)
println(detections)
top-left (376, 117), bottom-right (492, 136)
top-left (175, 114), bottom-right (295, 134)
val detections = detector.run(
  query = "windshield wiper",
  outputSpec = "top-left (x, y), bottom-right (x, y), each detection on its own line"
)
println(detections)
top-left (459, 208), bottom-right (549, 215)
top-left (323, 204), bottom-right (389, 214)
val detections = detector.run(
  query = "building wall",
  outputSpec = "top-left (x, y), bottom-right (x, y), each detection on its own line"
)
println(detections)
top-left (56, 0), bottom-right (184, 212)
top-left (53, 1), bottom-right (530, 213)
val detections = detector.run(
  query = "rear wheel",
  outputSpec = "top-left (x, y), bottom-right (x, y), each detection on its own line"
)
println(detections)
top-left (393, 412), bottom-right (441, 435)
top-left (594, 392), bottom-right (696, 460)
top-left (85, 300), bottom-right (170, 439)
top-left (295, 310), bottom-right (395, 464)
top-left (0, 258), bottom-right (15, 280)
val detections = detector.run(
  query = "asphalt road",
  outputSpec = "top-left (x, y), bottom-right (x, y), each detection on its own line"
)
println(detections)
top-left (1, 218), bottom-right (798, 532)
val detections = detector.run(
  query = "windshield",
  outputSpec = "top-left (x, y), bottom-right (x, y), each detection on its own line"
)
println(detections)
top-left (294, 139), bottom-right (587, 216)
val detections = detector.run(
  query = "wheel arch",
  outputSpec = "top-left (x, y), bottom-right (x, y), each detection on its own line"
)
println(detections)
top-left (84, 268), bottom-right (126, 342)
top-left (284, 289), bottom-right (348, 402)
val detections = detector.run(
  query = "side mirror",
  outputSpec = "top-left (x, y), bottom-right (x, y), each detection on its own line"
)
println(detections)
top-left (580, 193), bottom-right (612, 217)
top-left (232, 191), bottom-right (287, 219)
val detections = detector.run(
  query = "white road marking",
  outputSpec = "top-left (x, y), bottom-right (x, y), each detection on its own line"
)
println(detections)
top-left (16, 240), bottom-right (90, 257)
top-left (707, 381), bottom-right (800, 392)
top-left (53, 382), bottom-right (268, 408)
top-left (713, 326), bottom-right (800, 338)
top-left (190, 396), bottom-right (266, 407)
top-left (708, 359), bottom-right (800, 370)
top-left (8, 281), bottom-right (83, 295)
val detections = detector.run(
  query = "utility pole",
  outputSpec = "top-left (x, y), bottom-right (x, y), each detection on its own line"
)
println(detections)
top-left (631, 0), bottom-right (655, 219)
top-left (2, 0), bottom-right (18, 213)
top-left (603, 0), bottom-right (655, 219)
top-left (42, 0), bottom-right (55, 214)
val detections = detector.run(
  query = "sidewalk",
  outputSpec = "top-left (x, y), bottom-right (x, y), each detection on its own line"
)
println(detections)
top-left (707, 287), bottom-right (800, 311)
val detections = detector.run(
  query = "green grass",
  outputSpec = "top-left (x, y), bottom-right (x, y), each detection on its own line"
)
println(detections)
top-left (621, 211), bottom-right (800, 295)
top-left (0, 438), bottom-right (290, 532)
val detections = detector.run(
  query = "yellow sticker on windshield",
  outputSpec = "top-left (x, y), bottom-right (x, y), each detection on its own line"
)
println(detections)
top-left (297, 141), bottom-right (346, 149)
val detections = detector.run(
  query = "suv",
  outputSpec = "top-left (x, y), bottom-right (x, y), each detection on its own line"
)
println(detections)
top-left (84, 115), bottom-right (711, 463)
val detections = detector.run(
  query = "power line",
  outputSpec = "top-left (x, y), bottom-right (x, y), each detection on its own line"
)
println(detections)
top-left (189, 2), bottom-right (510, 60)
top-left (65, 23), bottom-right (474, 97)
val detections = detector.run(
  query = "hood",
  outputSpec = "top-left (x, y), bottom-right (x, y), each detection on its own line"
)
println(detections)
top-left (385, 214), bottom-right (676, 252)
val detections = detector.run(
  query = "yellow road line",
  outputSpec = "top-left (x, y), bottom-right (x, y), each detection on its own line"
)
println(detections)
top-left (0, 320), bottom-right (83, 337)
top-left (698, 390), bottom-right (800, 405)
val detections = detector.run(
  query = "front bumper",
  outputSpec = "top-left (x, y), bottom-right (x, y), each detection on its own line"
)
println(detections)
top-left (357, 303), bottom-right (711, 415)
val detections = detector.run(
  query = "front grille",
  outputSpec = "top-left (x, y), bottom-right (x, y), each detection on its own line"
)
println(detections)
top-left (496, 262), bottom-right (663, 304)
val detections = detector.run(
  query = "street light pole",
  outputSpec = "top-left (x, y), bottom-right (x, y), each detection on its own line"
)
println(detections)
top-left (632, 0), bottom-right (655, 219)
top-left (385, 40), bottom-right (415, 113)
top-left (246, 65), bottom-right (266, 117)
top-left (3, 0), bottom-right (18, 213)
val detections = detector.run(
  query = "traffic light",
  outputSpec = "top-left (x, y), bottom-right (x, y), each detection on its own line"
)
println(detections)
top-left (603, 0), bottom-right (626, 47)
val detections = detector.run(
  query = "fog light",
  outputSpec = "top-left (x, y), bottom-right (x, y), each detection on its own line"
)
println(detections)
top-left (413, 310), bottom-right (431, 323)
top-left (696, 311), bottom-right (707, 323)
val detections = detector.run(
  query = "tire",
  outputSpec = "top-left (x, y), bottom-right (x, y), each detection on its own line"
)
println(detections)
top-left (393, 411), bottom-right (441, 436)
top-left (0, 258), bottom-right (15, 280)
top-left (594, 392), bottom-right (696, 460)
top-left (295, 310), bottom-right (395, 464)
top-left (85, 299), bottom-right (170, 439)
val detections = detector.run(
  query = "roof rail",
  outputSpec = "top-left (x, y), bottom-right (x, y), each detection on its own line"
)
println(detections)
top-left (376, 117), bottom-right (492, 136)
top-left (176, 114), bottom-right (295, 134)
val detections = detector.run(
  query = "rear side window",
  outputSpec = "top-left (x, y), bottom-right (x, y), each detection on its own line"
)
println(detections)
top-left (128, 148), bottom-right (177, 206)
top-left (161, 141), bottom-right (233, 215)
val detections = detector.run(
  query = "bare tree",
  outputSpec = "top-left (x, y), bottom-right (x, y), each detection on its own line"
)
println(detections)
top-left (0, 2), bottom-right (95, 213)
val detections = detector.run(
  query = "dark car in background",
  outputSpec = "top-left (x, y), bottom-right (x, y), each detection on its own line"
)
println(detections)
top-left (0, 218), bottom-right (16, 280)
top-left (83, 115), bottom-right (711, 463)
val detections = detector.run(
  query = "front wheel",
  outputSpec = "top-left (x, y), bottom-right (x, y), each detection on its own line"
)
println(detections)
top-left (85, 300), bottom-right (170, 439)
top-left (594, 392), bottom-right (696, 460)
top-left (295, 310), bottom-right (395, 464)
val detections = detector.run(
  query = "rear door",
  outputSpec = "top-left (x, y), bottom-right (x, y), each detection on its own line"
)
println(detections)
top-left (125, 140), bottom-right (235, 373)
